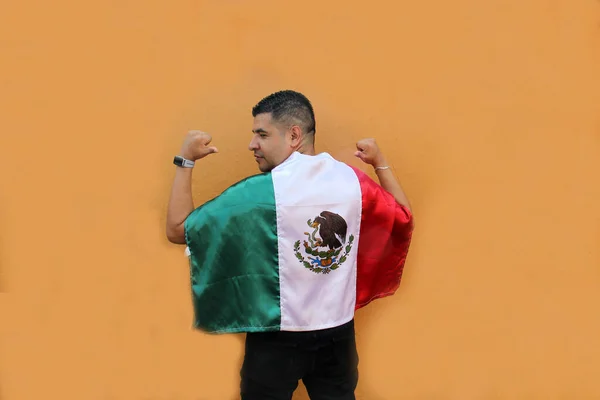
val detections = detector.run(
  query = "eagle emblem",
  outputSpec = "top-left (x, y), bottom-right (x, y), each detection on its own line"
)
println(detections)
top-left (293, 211), bottom-right (355, 274)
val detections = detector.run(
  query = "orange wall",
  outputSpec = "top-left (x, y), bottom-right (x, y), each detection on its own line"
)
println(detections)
top-left (1, 0), bottom-right (599, 399)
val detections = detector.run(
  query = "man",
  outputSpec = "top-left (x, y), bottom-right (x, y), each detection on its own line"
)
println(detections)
top-left (166, 90), bottom-right (413, 399)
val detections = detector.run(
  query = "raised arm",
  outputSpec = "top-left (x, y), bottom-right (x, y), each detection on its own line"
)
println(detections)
top-left (354, 138), bottom-right (412, 214)
top-left (166, 130), bottom-right (218, 244)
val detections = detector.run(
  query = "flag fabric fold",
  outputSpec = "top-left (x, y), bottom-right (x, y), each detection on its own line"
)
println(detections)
top-left (184, 152), bottom-right (413, 334)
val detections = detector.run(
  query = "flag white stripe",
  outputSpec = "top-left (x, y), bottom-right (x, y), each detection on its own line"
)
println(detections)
top-left (272, 152), bottom-right (362, 331)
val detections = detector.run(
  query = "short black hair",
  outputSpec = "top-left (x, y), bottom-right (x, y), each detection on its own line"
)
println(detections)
top-left (252, 90), bottom-right (316, 136)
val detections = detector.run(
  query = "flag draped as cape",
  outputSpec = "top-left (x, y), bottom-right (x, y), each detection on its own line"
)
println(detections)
top-left (184, 152), bottom-right (413, 334)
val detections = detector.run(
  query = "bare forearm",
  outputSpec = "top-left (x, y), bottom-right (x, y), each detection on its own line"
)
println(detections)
top-left (166, 166), bottom-right (194, 244)
top-left (166, 130), bottom-right (218, 244)
top-left (374, 157), bottom-right (412, 212)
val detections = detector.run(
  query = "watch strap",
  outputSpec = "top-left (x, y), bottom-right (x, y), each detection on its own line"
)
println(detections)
top-left (173, 155), bottom-right (195, 168)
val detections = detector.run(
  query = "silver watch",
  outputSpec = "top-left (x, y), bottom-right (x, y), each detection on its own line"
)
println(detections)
top-left (173, 155), bottom-right (195, 168)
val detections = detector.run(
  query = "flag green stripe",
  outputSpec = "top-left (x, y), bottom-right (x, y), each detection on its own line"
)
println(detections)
top-left (184, 173), bottom-right (280, 333)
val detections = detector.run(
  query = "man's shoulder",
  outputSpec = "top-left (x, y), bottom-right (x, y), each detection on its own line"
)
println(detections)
top-left (227, 171), bottom-right (272, 190)
top-left (198, 172), bottom-right (274, 210)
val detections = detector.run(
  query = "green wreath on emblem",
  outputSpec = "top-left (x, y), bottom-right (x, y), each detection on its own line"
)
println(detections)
top-left (294, 217), bottom-right (354, 274)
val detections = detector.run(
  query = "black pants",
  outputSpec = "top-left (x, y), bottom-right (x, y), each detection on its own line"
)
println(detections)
top-left (240, 319), bottom-right (359, 400)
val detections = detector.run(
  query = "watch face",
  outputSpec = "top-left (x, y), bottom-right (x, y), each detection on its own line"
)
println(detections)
top-left (174, 156), bottom-right (183, 166)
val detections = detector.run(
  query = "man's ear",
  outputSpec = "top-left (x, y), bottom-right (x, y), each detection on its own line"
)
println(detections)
top-left (289, 125), bottom-right (302, 145)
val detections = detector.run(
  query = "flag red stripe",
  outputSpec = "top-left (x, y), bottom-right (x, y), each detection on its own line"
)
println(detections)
top-left (349, 166), bottom-right (414, 310)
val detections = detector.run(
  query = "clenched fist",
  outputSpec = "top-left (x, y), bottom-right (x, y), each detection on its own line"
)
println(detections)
top-left (354, 138), bottom-right (386, 168)
top-left (180, 130), bottom-right (219, 161)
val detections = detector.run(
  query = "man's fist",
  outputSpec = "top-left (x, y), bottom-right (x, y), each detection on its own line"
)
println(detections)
top-left (180, 130), bottom-right (218, 161)
top-left (354, 138), bottom-right (386, 167)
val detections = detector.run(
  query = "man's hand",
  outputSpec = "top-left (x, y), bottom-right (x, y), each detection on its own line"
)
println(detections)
top-left (354, 138), bottom-right (387, 168)
top-left (180, 130), bottom-right (219, 161)
top-left (354, 138), bottom-right (412, 213)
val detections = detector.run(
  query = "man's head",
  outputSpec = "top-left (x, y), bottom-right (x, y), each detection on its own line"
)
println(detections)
top-left (249, 90), bottom-right (316, 172)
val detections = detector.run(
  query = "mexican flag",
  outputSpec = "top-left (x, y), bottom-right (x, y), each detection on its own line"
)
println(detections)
top-left (184, 151), bottom-right (413, 334)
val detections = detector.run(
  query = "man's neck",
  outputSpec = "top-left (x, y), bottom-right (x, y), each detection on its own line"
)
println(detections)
top-left (297, 144), bottom-right (316, 156)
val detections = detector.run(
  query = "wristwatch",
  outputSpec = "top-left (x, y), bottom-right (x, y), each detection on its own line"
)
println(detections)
top-left (173, 155), bottom-right (195, 168)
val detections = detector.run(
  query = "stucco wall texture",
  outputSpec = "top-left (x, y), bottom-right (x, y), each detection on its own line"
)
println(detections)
top-left (1, 0), bottom-right (599, 399)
